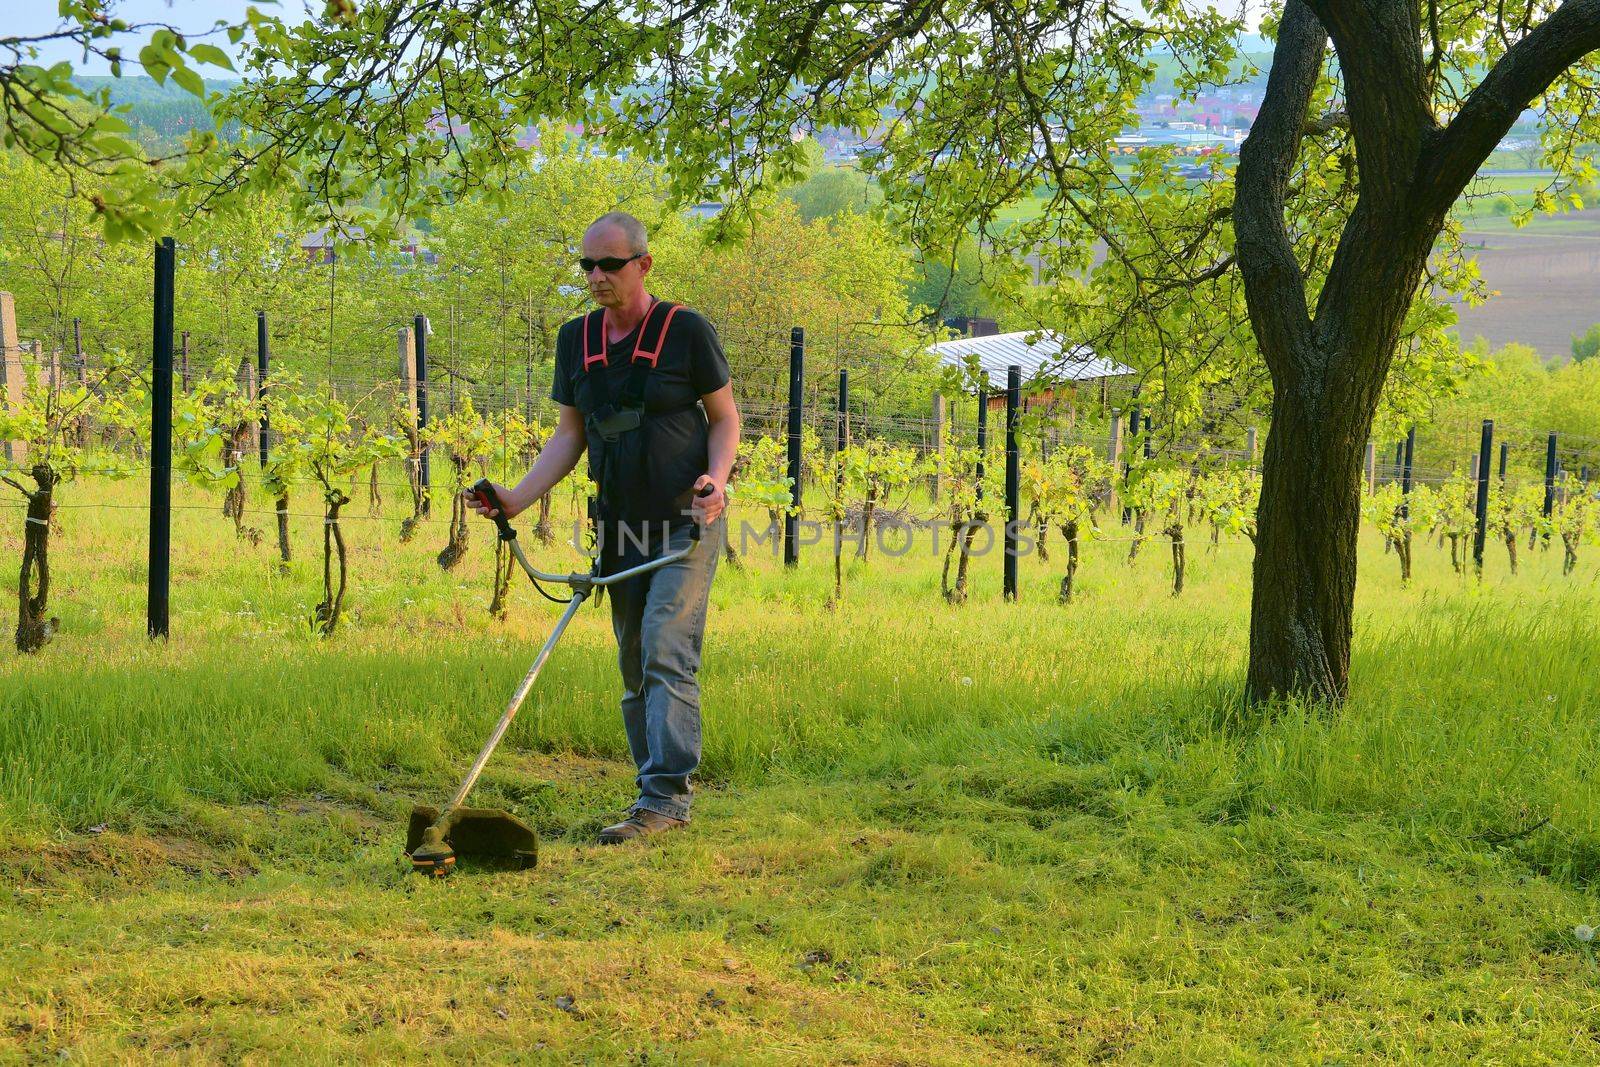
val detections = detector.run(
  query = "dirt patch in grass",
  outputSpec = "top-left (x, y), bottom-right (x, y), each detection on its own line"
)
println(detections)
top-left (3, 830), bottom-right (257, 893)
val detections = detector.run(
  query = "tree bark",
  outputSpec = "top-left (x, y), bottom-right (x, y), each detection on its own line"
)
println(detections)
top-left (1167, 520), bottom-right (1185, 596)
top-left (437, 459), bottom-right (470, 570)
top-left (14, 465), bottom-right (58, 652)
top-left (490, 535), bottom-right (514, 618)
top-left (276, 492), bottom-right (291, 567)
top-left (314, 489), bottom-right (349, 636)
top-left (1057, 519), bottom-right (1079, 604)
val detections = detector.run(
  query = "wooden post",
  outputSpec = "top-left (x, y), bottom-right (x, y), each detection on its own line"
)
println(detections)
top-left (179, 330), bottom-right (190, 393)
top-left (398, 327), bottom-right (418, 424)
top-left (931, 390), bottom-right (946, 503)
top-left (1364, 441), bottom-right (1376, 493)
top-left (1245, 426), bottom-right (1258, 466)
top-left (1498, 442), bottom-right (1509, 481)
top-left (1106, 412), bottom-right (1123, 465)
top-left (0, 292), bottom-right (24, 465)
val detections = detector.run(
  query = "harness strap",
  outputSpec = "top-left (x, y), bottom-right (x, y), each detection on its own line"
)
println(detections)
top-left (580, 298), bottom-right (681, 413)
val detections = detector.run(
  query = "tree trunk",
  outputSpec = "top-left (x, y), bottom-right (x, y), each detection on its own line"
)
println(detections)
top-left (1057, 519), bottom-right (1079, 604)
top-left (437, 462), bottom-right (470, 571)
top-left (941, 517), bottom-right (959, 600)
top-left (1127, 511), bottom-right (1145, 562)
top-left (1168, 521), bottom-right (1186, 596)
top-left (276, 492), bottom-right (291, 567)
top-left (1244, 387), bottom-right (1367, 704)
top-left (950, 516), bottom-right (981, 606)
top-left (314, 489), bottom-right (349, 636)
top-left (1399, 532), bottom-right (1412, 584)
top-left (15, 465), bottom-right (58, 652)
top-left (1504, 528), bottom-right (1518, 575)
top-left (856, 485), bottom-right (876, 561)
top-left (400, 440), bottom-right (423, 542)
top-left (489, 535), bottom-right (515, 618)
top-left (534, 492), bottom-right (553, 544)
top-left (1563, 533), bottom-right (1578, 576)
top-left (369, 462), bottom-right (382, 516)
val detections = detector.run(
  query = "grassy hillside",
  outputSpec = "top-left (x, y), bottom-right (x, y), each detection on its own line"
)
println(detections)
top-left (1, 473), bottom-right (1598, 1060)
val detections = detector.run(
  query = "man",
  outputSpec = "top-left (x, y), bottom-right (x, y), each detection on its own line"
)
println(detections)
top-left (467, 211), bottom-right (740, 844)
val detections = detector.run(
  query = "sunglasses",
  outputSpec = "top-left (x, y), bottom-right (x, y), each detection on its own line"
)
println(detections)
top-left (577, 252), bottom-right (645, 274)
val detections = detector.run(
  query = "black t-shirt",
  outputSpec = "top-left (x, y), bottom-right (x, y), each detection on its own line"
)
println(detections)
top-left (551, 303), bottom-right (730, 527)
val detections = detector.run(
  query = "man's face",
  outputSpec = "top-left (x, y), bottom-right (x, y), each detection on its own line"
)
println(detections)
top-left (582, 224), bottom-right (651, 309)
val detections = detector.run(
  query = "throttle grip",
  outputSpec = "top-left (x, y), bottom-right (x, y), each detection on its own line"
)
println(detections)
top-left (470, 478), bottom-right (517, 542)
top-left (689, 482), bottom-right (715, 543)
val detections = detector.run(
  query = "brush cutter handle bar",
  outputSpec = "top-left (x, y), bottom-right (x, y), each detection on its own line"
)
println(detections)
top-left (499, 484), bottom-right (717, 587)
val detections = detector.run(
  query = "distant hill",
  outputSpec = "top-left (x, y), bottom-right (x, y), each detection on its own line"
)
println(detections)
top-left (74, 75), bottom-right (236, 151)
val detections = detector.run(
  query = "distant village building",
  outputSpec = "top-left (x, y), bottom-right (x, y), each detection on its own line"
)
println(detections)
top-left (928, 330), bottom-right (1135, 415)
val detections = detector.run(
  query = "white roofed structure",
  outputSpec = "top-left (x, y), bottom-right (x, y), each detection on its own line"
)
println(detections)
top-left (927, 331), bottom-right (1134, 392)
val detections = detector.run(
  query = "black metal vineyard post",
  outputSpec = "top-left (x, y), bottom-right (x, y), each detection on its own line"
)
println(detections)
top-left (975, 383), bottom-right (988, 504)
top-left (1004, 364), bottom-right (1020, 602)
top-left (1544, 432), bottom-right (1559, 520)
top-left (1400, 428), bottom-right (1416, 519)
top-left (256, 310), bottom-right (270, 468)
top-left (147, 238), bottom-right (175, 640)
top-left (414, 313), bottom-right (430, 515)
top-left (1473, 419), bottom-right (1493, 573)
top-left (836, 368), bottom-right (848, 496)
top-left (1123, 397), bottom-right (1141, 524)
top-left (784, 327), bottom-right (803, 567)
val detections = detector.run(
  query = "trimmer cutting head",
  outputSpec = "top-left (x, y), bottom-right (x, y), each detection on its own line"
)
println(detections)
top-left (405, 805), bottom-right (538, 877)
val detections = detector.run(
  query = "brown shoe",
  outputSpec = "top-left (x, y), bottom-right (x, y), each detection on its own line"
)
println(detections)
top-left (598, 808), bottom-right (687, 845)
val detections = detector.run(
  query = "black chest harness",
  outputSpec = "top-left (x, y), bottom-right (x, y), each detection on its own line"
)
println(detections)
top-left (580, 298), bottom-right (700, 527)
top-left (580, 297), bottom-right (684, 439)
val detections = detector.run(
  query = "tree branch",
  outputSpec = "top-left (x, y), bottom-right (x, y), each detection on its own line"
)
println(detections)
top-left (1233, 0), bottom-right (1324, 385)
top-left (1303, 110), bottom-right (1347, 135)
top-left (1304, 0), bottom-right (1431, 202)
top-left (1420, 0), bottom-right (1600, 212)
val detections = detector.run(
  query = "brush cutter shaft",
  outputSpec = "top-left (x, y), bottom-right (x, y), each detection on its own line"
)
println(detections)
top-left (449, 590), bottom-right (587, 810)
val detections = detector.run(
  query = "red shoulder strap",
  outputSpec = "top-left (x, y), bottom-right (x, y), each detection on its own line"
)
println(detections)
top-left (581, 309), bottom-right (607, 371)
top-left (632, 301), bottom-right (682, 367)
top-left (582, 298), bottom-right (681, 371)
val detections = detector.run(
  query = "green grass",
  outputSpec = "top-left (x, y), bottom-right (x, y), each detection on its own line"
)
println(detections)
top-left (2, 474), bottom-right (1600, 1060)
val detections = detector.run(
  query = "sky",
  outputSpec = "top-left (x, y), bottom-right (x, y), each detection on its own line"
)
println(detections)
top-left (14, 0), bottom-right (274, 75)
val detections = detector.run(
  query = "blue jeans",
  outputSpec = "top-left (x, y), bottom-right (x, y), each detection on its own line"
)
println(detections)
top-left (603, 518), bottom-right (721, 821)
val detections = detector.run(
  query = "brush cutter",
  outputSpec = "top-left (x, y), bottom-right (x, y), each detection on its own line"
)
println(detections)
top-left (406, 478), bottom-right (712, 877)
